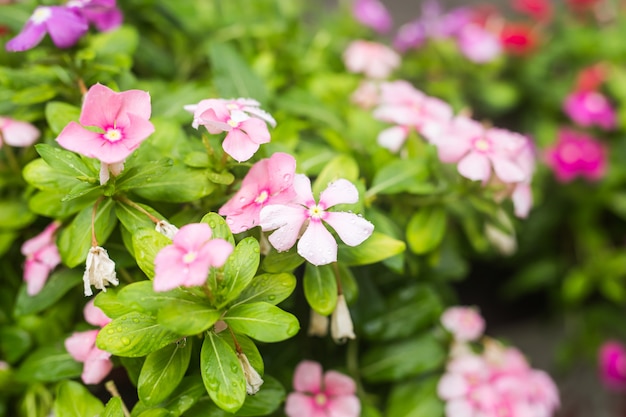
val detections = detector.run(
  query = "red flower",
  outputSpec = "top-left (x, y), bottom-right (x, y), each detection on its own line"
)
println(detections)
top-left (512, 0), bottom-right (553, 21)
top-left (500, 23), bottom-right (538, 55)
top-left (575, 63), bottom-right (607, 92)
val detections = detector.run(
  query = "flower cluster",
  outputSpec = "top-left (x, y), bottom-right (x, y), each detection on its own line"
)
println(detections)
top-left (438, 307), bottom-right (560, 417)
top-left (5, 0), bottom-right (122, 52)
top-left (20, 221), bottom-right (61, 296)
top-left (64, 300), bottom-right (113, 385)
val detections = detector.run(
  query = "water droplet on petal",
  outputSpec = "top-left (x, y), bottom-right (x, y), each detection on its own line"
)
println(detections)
top-left (283, 174), bottom-right (291, 182)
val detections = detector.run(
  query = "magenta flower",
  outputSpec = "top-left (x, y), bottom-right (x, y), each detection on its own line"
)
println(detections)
top-left (0, 117), bottom-right (40, 148)
top-left (544, 129), bottom-right (606, 182)
top-left (285, 360), bottom-right (360, 417)
top-left (219, 152), bottom-right (297, 233)
top-left (64, 300), bottom-right (113, 385)
top-left (430, 116), bottom-right (528, 184)
top-left (56, 83), bottom-right (154, 183)
top-left (441, 306), bottom-right (485, 342)
top-left (153, 223), bottom-right (233, 292)
top-left (563, 90), bottom-right (616, 130)
top-left (67, 0), bottom-right (123, 32)
top-left (187, 98), bottom-right (273, 162)
top-left (6, 6), bottom-right (88, 52)
top-left (21, 221), bottom-right (62, 296)
top-left (259, 175), bottom-right (374, 266)
top-left (599, 341), bottom-right (626, 391)
top-left (352, 0), bottom-right (392, 34)
top-left (343, 40), bottom-right (400, 80)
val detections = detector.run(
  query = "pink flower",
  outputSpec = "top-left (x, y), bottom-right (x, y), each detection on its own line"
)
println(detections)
top-left (21, 221), bottom-right (61, 296)
top-left (510, 139), bottom-right (536, 218)
top-left (259, 175), bottom-right (374, 266)
top-left (544, 129), bottom-right (606, 182)
top-left (285, 360), bottom-right (360, 417)
top-left (352, 0), bottom-right (392, 34)
top-left (0, 117), bottom-right (40, 147)
top-left (599, 341), bottom-right (626, 391)
top-left (6, 6), bottom-right (88, 52)
top-left (343, 40), bottom-right (400, 80)
top-left (56, 83), bottom-right (154, 179)
top-left (430, 116), bottom-right (528, 184)
top-left (64, 300), bottom-right (113, 385)
top-left (441, 306), bottom-right (485, 342)
top-left (457, 24), bottom-right (502, 63)
top-left (373, 80), bottom-right (453, 151)
top-left (563, 90), bottom-right (616, 130)
top-left (188, 99), bottom-right (273, 162)
top-left (67, 0), bottom-right (123, 32)
top-left (153, 223), bottom-right (234, 292)
top-left (350, 81), bottom-right (380, 110)
top-left (219, 152), bottom-right (297, 233)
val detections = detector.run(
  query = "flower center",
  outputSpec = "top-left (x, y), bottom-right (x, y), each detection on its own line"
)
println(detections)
top-left (308, 204), bottom-right (325, 220)
top-left (103, 128), bottom-right (123, 142)
top-left (314, 393), bottom-right (327, 406)
top-left (227, 118), bottom-right (240, 128)
top-left (183, 251), bottom-right (197, 264)
top-left (31, 7), bottom-right (52, 24)
top-left (473, 137), bottom-right (491, 152)
top-left (255, 190), bottom-right (269, 204)
top-left (226, 103), bottom-right (240, 110)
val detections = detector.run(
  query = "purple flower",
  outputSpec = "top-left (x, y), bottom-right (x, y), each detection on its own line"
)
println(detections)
top-left (6, 6), bottom-right (88, 52)
top-left (352, 0), bottom-right (392, 34)
top-left (68, 0), bottom-right (123, 32)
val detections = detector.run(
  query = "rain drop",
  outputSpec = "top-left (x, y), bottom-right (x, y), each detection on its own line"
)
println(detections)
top-left (283, 174), bottom-right (291, 182)
top-left (209, 221), bottom-right (216, 228)
top-left (121, 336), bottom-right (131, 346)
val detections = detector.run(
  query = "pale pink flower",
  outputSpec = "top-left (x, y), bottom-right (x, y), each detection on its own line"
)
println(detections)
top-left (343, 40), bottom-right (400, 80)
top-left (188, 99), bottom-right (272, 162)
top-left (259, 175), bottom-right (374, 266)
top-left (0, 117), bottom-right (40, 147)
top-left (544, 129), bottom-right (606, 182)
top-left (599, 341), bottom-right (626, 391)
top-left (441, 306), bottom-right (485, 342)
top-left (285, 360), bottom-right (360, 417)
top-left (457, 24), bottom-right (502, 63)
top-left (153, 223), bottom-right (233, 292)
top-left (510, 138), bottom-right (536, 218)
top-left (350, 81), bottom-right (380, 110)
top-left (352, 0), bottom-right (392, 33)
top-left (219, 152), bottom-right (297, 233)
top-left (563, 90), bottom-right (616, 130)
top-left (185, 98), bottom-right (276, 129)
top-left (64, 300), bottom-right (113, 385)
top-left (430, 116), bottom-right (528, 184)
top-left (56, 83), bottom-right (154, 183)
top-left (21, 221), bottom-right (62, 296)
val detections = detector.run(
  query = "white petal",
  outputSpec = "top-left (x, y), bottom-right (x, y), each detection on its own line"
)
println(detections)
top-left (297, 221), bottom-right (337, 265)
top-left (319, 179), bottom-right (359, 208)
top-left (260, 205), bottom-right (306, 252)
top-left (324, 212), bottom-right (374, 246)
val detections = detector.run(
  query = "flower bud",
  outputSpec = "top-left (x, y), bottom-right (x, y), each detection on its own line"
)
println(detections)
top-left (155, 220), bottom-right (179, 240)
top-left (330, 294), bottom-right (356, 344)
top-left (238, 352), bottom-right (263, 395)
top-left (308, 309), bottom-right (329, 337)
top-left (83, 246), bottom-right (118, 296)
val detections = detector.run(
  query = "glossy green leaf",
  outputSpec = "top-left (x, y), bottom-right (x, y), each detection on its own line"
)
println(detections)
top-left (97, 312), bottom-right (182, 357)
top-left (45, 101), bottom-right (81, 135)
top-left (312, 154), bottom-right (359, 197)
top-left (13, 84), bottom-right (57, 105)
top-left (224, 302), bottom-right (299, 343)
top-left (116, 281), bottom-right (204, 316)
top-left (94, 288), bottom-right (130, 319)
top-left (236, 375), bottom-right (285, 417)
top-left (233, 272), bottom-right (296, 306)
top-left (201, 332), bottom-right (246, 413)
top-left (16, 345), bottom-right (82, 383)
top-left (367, 158), bottom-right (430, 197)
top-left (132, 165), bottom-right (215, 203)
top-left (338, 232), bottom-right (405, 266)
top-left (157, 301), bottom-right (221, 335)
top-left (53, 380), bottom-right (104, 417)
top-left (35, 143), bottom-right (98, 181)
top-left (58, 198), bottom-right (117, 267)
top-left (0, 200), bottom-right (36, 230)
top-left (138, 342), bottom-right (192, 406)
top-left (23, 159), bottom-right (82, 191)
top-left (201, 212), bottom-right (235, 246)
top-left (132, 229), bottom-right (172, 279)
top-left (303, 263), bottom-right (337, 316)
top-left (261, 247), bottom-right (304, 273)
top-left (406, 207), bottom-right (447, 255)
top-left (115, 200), bottom-right (164, 232)
top-left (14, 269), bottom-right (81, 316)
top-left (0, 327), bottom-right (32, 364)
top-left (135, 409), bottom-right (172, 417)
top-left (102, 397), bottom-right (125, 417)
top-left (387, 377), bottom-right (444, 417)
top-left (211, 237), bottom-right (259, 308)
top-left (28, 189), bottom-right (97, 217)
top-left (115, 159), bottom-right (174, 192)
top-left (222, 333), bottom-right (264, 376)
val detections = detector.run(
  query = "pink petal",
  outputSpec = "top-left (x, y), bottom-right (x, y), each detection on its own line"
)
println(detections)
top-left (323, 212), bottom-right (374, 247)
top-left (117, 113), bottom-right (155, 151)
top-left (512, 183), bottom-right (532, 219)
top-left (65, 330), bottom-right (98, 362)
top-left (180, 256), bottom-right (213, 288)
top-left (457, 152), bottom-right (491, 182)
top-left (55, 122), bottom-right (108, 159)
top-left (292, 174), bottom-right (315, 206)
top-left (84, 299), bottom-right (111, 327)
top-left (154, 247), bottom-right (188, 292)
top-left (37, 244), bottom-right (61, 268)
top-left (445, 399), bottom-right (474, 417)
top-left (21, 222), bottom-right (60, 256)
top-left (5, 21), bottom-right (47, 52)
top-left (267, 152), bottom-right (297, 194)
top-left (201, 238), bottom-right (233, 268)
top-left (437, 373), bottom-right (469, 399)
top-left (319, 179), bottom-right (359, 208)
top-left (1, 119), bottom-right (40, 147)
top-left (116, 89), bottom-right (153, 121)
top-left (173, 223), bottom-right (212, 252)
top-left (260, 205), bottom-right (307, 252)
top-left (285, 393), bottom-right (318, 417)
top-left (377, 125), bottom-right (408, 153)
top-left (46, 7), bottom-right (88, 48)
top-left (82, 348), bottom-right (113, 385)
top-left (79, 83), bottom-right (120, 128)
top-left (490, 155), bottom-right (526, 183)
top-left (24, 260), bottom-right (50, 296)
top-left (326, 395), bottom-right (361, 417)
top-left (297, 221), bottom-right (337, 266)
top-left (293, 360), bottom-right (323, 393)
top-left (222, 129), bottom-right (260, 162)
top-left (323, 371), bottom-right (356, 396)
top-left (239, 118), bottom-right (271, 144)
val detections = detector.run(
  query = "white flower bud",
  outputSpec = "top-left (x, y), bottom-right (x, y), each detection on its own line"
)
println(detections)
top-left (83, 246), bottom-right (119, 296)
top-left (238, 352), bottom-right (263, 395)
top-left (155, 220), bottom-right (179, 240)
top-left (330, 294), bottom-right (356, 344)
top-left (308, 309), bottom-right (329, 337)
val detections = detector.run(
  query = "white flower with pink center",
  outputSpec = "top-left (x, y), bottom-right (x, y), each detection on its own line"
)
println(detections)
top-left (259, 175), bottom-right (374, 266)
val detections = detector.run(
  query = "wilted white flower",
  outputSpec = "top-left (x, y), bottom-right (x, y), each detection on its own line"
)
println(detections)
top-left (308, 309), bottom-right (329, 337)
top-left (155, 220), bottom-right (179, 240)
top-left (330, 294), bottom-right (356, 344)
top-left (83, 246), bottom-right (118, 296)
top-left (238, 352), bottom-right (264, 395)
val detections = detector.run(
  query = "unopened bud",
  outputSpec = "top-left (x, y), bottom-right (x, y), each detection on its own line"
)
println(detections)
top-left (330, 294), bottom-right (356, 344)
top-left (308, 309), bottom-right (329, 337)
top-left (156, 220), bottom-right (179, 240)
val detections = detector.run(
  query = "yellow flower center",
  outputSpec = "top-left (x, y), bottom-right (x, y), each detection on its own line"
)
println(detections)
top-left (255, 190), bottom-right (269, 204)
top-left (104, 128), bottom-right (123, 142)
top-left (183, 251), bottom-right (197, 264)
top-left (474, 137), bottom-right (490, 152)
top-left (314, 393), bottom-right (327, 406)
top-left (308, 205), bottom-right (325, 220)
top-left (227, 119), bottom-right (239, 128)
top-left (32, 7), bottom-right (52, 24)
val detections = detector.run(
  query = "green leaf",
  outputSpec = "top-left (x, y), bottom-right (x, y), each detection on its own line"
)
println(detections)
top-left (103, 397), bottom-right (125, 417)
top-left (201, 212), bottom-right (235, 246)
top-left (45, 102), bottom-right (81, 135)
top-left (28, 189), bottom-right (97, 217)
top-left (387, 377), bottom-right (444, 417)
top-left (94, 288), bottom-right (130, 319)
top-left (209, 43), bottom-right (269, 103)
top-left (91, 25), bottom-right (139, 56)
top-left (303, 264), bottom-right (337, 316)
top-left (16, 345), bottom-right (82, 383)
top-left (133, 165), bottom-right (215, 203)
top-left (236, 375), bottom-right (285, 417)
top-left (0, 327), bottom-right (32, 364)
top-left (23, 159), bottom-right (83, 191)
top-left (367, 158), bottom-right (430, 197)
top-left (222, 333), bottom-right (264, 376)
top-left (224, 302), bottom-right (299, 343)
top-left (0, 200), bottom-right (36, 230)
top-left (312, 154), bottom-right (359, 197)
top-left (35, 143), bottom-right (98, 180)
top-left (14, 269), bottom-right (81, 316)
top-left (115, 159), bottom-right (174, 192)
top-left (201, 332), bottom-right (246, 414)
top-left (135, 409), bottom-right (172, 417)
top-left (233, 272), bottom-right (296, 306)
top-left (211, 237), bottom-right (260, 308)
top-left (138, 342), bottom-right (192, 406)
top-left (338, 232), bottom-right (405, 266)
top-left (58, 198), bottom-right (117, 267)
top-left (406, 207), bottom-right (447, 254)
top-left (207, 170), bottom-right (235, 185)
top-left (260, 247), bottom-right (304, 273)
top-left (361, 334), bottom-right (446, 382)
top-left (132, 229), bottom-right (172, 279)
top-left (53, 380), bottom-right (104, 417)
top-left (116, 281), bottom-right (204, 316)
top-left (97, 312), bottom-right (182, 357)
top-left (157, 301), bottom-right (221, 335)
top-left (13, 84), bottom-right (57, 105)
top-left (115, 200), bottom-right (164, 232)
